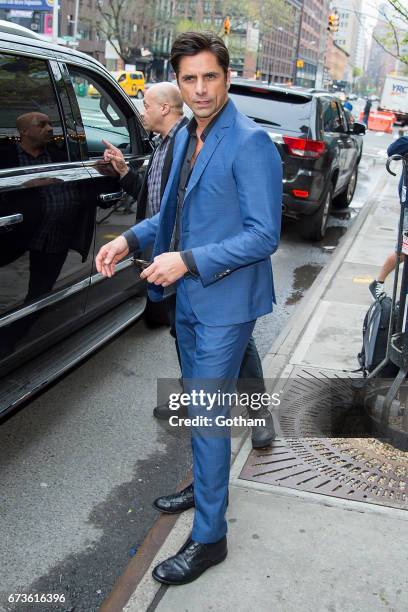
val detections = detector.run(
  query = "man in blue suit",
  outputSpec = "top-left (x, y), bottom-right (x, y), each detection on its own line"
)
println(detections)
top-left (96, 31), bottom-right (282, 585)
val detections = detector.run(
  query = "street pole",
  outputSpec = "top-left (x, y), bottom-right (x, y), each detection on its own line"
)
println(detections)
top-left (293, 1), bottom-right (304, 86)
top-left (73, 0), bottom-right (79, 42)
top-left (52, 0), bottom-right (59, 43)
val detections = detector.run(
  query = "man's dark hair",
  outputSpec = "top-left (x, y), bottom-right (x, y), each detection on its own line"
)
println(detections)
top-left (170, 31), bottom-right (230, 77)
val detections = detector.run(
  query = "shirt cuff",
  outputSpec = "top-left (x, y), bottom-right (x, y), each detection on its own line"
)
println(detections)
top-left (122, 229), bottom-right (139, 253)
top-left (180, 250), bottom-right (199, 276)
top-left (119, 171), bottom-right (133, 190)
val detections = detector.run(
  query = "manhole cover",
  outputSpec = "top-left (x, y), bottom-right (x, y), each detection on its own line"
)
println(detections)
top-left (240, 367), bottom-right (408, 509)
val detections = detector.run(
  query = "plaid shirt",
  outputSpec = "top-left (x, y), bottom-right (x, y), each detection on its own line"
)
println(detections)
top-left (147, 117), bottom-right (184, 217)
top-left (16, 143), bottom-right (79, 254)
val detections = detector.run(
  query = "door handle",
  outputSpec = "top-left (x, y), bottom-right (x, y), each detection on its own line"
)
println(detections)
top-left (0, 213), bottom-right (23, 227)
top-left (98, 190), bottom-right (124, 203)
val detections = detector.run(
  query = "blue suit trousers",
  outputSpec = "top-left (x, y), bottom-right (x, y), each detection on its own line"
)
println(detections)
top-left (175, 279), bottom-right (255, 543)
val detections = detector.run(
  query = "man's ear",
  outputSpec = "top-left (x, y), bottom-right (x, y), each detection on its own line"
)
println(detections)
top-left (226, 68), bottom-right (232, 91)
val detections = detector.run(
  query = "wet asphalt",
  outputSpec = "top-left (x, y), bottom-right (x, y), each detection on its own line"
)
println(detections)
top-left (0, 129), bottom-right (396, 612)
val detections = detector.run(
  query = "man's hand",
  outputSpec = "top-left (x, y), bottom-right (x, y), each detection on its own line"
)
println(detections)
top-left (102, 139), bottom-right (128, 178)
top-left (141, 253), bottom-right (188, 287)
top-left (95, 235), bottom-right (129, 278)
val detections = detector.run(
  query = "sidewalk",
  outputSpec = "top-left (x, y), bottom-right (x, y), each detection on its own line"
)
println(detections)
top-left (123, 166), bottom-right (408, 612)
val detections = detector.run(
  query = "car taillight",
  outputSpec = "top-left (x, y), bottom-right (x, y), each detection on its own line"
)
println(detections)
top-left (283, 136), bottom-right (326, 158)
top-left (292, 190), bottom-right (309, 199)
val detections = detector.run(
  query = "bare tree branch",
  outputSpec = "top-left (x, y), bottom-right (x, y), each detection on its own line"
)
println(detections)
top-left (387, 0), bottom-right (408, 23)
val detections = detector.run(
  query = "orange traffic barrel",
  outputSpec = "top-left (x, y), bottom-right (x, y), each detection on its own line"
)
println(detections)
top-left (359, 110), bottom-right (395, 133)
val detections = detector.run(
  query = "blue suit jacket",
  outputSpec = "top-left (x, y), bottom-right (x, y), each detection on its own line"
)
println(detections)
top-left (128, 100), bottom-right (282, 326)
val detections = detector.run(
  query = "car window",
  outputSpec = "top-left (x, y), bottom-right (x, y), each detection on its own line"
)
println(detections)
top-left (228, 85), bottom-right (312, 135)
top-left (322, 99), bottom-right (343, 132)
top-left (343, 108), bottom-right (354, 130)
top-left (338, 104), bottom-right (350, 132)
top-left (118, 74), bottom-right (126, 83)
top-left (0, 53), bottom-right (68, 170)
top-left (67, 66), bottom-right (131, 158)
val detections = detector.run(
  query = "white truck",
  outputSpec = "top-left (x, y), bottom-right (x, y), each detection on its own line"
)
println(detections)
top-left (379, 74), bottom-right (408, 125)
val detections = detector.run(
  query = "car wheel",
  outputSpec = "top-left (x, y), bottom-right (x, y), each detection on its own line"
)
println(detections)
top-left (136, 90), bottom-right (144, 99)
top-left (333, 165), bottom-right (358, 209)
top-left (300, 185), bottom-right (332, 241)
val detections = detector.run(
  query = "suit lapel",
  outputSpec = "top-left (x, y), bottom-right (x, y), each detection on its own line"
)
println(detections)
top-left (160, 128), bottom-right (189, 210)
top-left (160, 116), bottom-right (189, 199)
top-left (184, 130), bottom-right (226, 200)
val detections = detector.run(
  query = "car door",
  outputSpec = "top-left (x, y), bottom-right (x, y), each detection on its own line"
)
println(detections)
top-left (0, 51), bottom-right (95, 373)
top-left (61, 62), bottom-right (152, 316)
top-left (321, 97), bottom-right (348, 192)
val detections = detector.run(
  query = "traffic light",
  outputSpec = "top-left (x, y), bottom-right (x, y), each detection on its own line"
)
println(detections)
top-left (327, 12), bottom-right (340, 32)
top-left (223, 16), bottom-right (231, 36)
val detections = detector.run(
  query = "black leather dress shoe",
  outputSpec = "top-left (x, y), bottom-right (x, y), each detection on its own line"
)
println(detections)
top-left (153, 401), bottom-right (188, 420)
top-left (153, 482), bottom-right (195, 514)
top-left (152, 536), bottom-right (227, 585)
top-left (248, 407), bottom-right (277, 449)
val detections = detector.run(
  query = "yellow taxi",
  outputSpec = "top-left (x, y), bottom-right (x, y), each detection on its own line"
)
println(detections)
top-left (112, 70), bottom-right (145, 98)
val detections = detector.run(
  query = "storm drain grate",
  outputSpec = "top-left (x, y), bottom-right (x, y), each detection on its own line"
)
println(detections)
top-left (240, 367), bottom-right (408, 509)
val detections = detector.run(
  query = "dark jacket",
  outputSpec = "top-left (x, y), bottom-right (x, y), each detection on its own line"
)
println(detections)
top-left (120, 116), bottom-right (188, 220)
top-left (0, 141), bottom-right (67, 169)
top-left (0, 142), bottom-right (93, 265)
top-left (387, 136), bottom-right (408, 199)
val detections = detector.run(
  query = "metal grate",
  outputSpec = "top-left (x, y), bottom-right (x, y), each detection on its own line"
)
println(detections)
top-left (240, 367), bottom-right (408, 509)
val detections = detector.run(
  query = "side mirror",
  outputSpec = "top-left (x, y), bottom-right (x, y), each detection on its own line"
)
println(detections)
top-left (352, 122), bottom-right (366, 135)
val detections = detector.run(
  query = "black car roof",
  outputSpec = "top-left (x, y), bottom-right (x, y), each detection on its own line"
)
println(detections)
top-left (0, 19), bottom-right (107, 72)
top-left (229, 81), bottom-right (313, 102)
top-left (229, 80), bottom-right (344, 103)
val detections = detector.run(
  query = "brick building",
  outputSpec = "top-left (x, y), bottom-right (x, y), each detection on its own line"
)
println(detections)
top-left (295, 0), bottom-right (330, 88)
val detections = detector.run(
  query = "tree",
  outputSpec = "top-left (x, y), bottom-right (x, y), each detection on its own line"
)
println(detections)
top-left (95, 0), bottom-right (174, 63)
top-left (370, 1), bottom-right (408, 66)
top-left (171, 0), bottom-right (293, 41)
top-left (96, 0), bottom-right (133, 63)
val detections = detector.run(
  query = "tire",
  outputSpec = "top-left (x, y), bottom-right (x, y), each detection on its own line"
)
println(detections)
top-left (300, 185), bottom-right (332, 241)
top-left (136, 90), bottom-right (144, 99)
top-left (333, 165), bottom-right (358, 209)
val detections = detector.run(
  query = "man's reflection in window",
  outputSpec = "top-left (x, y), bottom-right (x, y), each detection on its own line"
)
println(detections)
top-left (16, 112), bottom-right (54, 163)
top-left (10, 113), bottom-right (73, 301)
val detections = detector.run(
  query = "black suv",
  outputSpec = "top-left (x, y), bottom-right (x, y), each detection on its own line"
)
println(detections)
top-left (229, 82), bottom-right (365, 240)
top-left (0, 22), bottom-right (152, 416)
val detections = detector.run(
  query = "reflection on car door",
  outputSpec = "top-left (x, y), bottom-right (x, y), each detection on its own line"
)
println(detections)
top-left (337, 102), bottom-right (357, 173)
top-left (322, 98), bottom-right (348, 191)
top-left (63, 63), bottom-right (151, 315)
top-left (0, 53), bottom-right (95, 372)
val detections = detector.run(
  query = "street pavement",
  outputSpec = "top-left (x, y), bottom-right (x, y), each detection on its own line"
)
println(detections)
top-left (123, 142), bottom-right (408, 611)
top-left (0, 128), bottom-right (399, 612)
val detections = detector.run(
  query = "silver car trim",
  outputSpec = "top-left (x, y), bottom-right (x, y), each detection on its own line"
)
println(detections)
top-left (0, 278), bottom-right (90, 328)
top-left (90, 258), bottom-right (134, 285)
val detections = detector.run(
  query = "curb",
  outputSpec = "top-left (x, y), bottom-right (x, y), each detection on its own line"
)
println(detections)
top-left (103, 168), bottom-right (390, 611)
top-left (263, 168), bottom-right (389, 379)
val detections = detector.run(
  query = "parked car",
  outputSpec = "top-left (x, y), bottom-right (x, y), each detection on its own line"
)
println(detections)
top-left (111, 70), bottom-right (145, 98)
top-left (228, 82), bottom-right (365, 241)
top-left (0, 21), bottom-right (153, 417)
